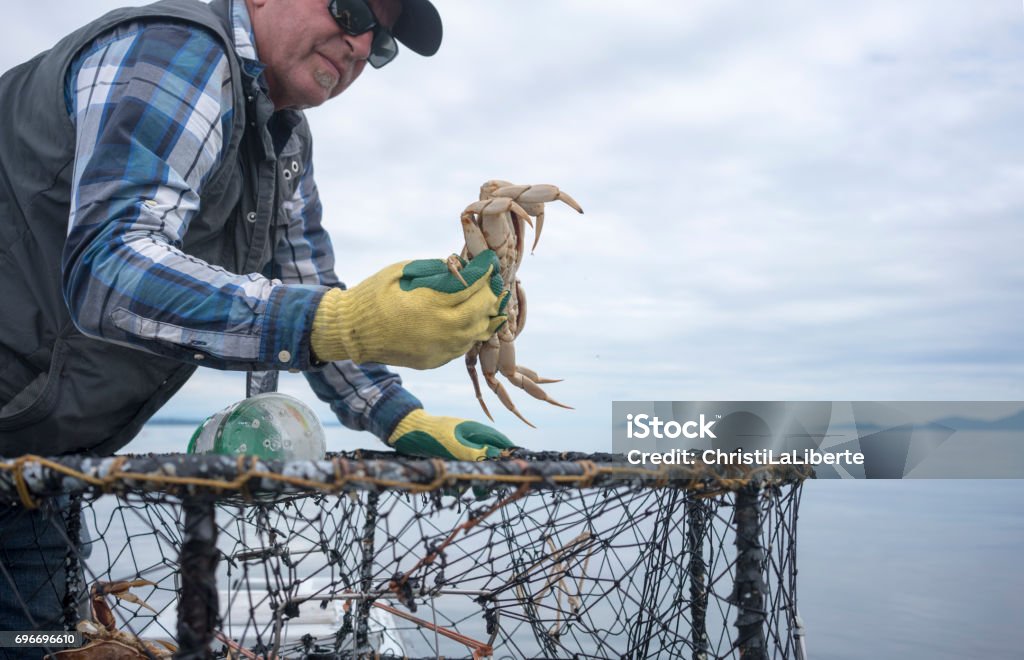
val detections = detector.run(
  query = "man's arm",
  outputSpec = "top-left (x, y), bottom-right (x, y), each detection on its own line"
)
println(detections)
top-left (63, 22), bottom-right (323, 372)
top-left (269, 138), bottom-right (421, 440)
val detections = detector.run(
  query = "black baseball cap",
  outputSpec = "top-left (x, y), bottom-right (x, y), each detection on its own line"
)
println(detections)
top-left (393, 0), bottom-right (443, 56)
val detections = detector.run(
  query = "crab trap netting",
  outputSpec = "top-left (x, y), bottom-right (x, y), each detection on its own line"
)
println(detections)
top-left (0, 451), bottom-right (810, 659)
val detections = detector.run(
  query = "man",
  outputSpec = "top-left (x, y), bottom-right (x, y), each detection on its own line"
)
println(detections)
top-left (0, 0), bottom-right (514, 636)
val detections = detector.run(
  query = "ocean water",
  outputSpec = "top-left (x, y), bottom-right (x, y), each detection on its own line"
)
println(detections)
top-left (116, 424), bottom-right (1024, 658)
top-left (797, 479), bottom-right (1024, 659)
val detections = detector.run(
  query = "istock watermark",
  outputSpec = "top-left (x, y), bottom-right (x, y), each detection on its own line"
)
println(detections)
top-left (612, 401), bottom-right (1024, 478)
top-left (624, 447), bottom-right (865, 467)
top-left (625, 413), bottom-right (717, 439)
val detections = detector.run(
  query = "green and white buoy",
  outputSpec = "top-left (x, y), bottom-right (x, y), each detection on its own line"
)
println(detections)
top-left (187, 393), bottom-right (326, 461)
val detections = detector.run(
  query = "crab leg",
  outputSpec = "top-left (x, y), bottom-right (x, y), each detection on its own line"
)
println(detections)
top-left (478, 331), bottom-right (536, 428)
top-left (473, 199), bottom-right (530, 270)
top-left (513, 280), bottom-right (526, 339)
top-left (497, 340), bottom-right (572, 412)
top-left (485, 183), bottom-right (583, 253)
top-left (512, 284), bottom-right (561, 383)
top-left (516, 365), bottom-right (562, 385)
top-left (465, 342), bottom-right (493, 422)
top-left (460, 207), bottom-right (492, 255)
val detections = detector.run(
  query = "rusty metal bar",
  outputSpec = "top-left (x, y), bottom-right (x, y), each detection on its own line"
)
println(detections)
top-left (355, 490), bottom-right (379, 653)
top-left (176, 497), bottom-right (218, 659)
top-left (687, 498), bottom-right (709, 660)
top-left (732, 486), bottom-right (768, 660)
top-left (61, 494), bottom-right (84, 631)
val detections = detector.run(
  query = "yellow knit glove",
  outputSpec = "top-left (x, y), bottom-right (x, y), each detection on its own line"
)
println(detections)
top-left (387, 409), bottom-right (515, 461)
top-left (311, 251), bottom-right (508, 369)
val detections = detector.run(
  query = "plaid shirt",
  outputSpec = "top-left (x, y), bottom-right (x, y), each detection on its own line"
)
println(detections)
top-left (62, 0), bottom-right (420, 440)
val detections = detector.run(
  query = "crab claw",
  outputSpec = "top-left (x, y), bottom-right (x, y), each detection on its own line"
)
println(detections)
top-left (445, 255), bottom-right (468, 288)
top-left (95, 579), bottom-right (159, 616)
top-left (525, 186), bottom-right (583, 253)
top-left (90, 591), bottom-right (117, 632)
top-left (110, 590), bottom-right (158, 615)
top-left (485, 184), bottom-right (584, 253)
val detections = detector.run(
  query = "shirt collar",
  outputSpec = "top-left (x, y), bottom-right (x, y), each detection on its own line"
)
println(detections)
top-left (230, 0), bottom-right (267, 84)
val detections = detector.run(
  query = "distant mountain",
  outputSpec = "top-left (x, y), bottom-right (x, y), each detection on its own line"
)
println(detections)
top-left (932, 408), bottom-right (1024, 431)
top-left (830, 407), bottom-right (1024, 433)
top-left (146, 418), bottom-right (202, 426)
top-left (823, 406), bottom-right (1024, 433)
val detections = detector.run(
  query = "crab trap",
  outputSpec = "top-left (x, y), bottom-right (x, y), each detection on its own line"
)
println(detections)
top-left (0, 451), bottom-right (810, 659)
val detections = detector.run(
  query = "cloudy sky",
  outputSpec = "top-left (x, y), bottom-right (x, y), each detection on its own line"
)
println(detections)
top-left (4, 1), bottom-right (1023, 453)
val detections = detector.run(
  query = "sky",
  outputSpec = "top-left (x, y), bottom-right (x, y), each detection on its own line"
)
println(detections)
top-left (3, 1), bottom-right (1024, 453)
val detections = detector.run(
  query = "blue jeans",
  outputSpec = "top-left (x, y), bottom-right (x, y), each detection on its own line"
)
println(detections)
top-left (0, 498), bottom-right (79, 660)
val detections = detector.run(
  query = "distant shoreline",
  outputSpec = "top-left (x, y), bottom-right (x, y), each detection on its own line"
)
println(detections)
top-left (147, 418), bottom-right (343, 427)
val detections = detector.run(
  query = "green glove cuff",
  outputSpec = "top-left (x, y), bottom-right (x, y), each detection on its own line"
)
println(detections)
top-left (310, 250), bottom-right (509, 369)
top-left (388, 409), bottom-right (515, 461)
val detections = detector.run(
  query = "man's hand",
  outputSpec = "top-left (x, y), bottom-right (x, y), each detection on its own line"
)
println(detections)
top-left (387, 409), bottom-right (515, 461)
top-left (311, 250), bottom-right (508, 369)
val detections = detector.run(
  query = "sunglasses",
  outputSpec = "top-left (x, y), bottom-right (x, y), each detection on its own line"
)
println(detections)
top-left (328, 0), bottom-right (399, 68)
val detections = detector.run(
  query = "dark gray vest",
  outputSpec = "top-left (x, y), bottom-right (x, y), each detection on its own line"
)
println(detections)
top-left (0, 0), bottom-right (308, 455)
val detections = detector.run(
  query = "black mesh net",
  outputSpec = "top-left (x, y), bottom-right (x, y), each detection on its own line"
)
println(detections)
top-left (0, 451), bottom-right (809, 659)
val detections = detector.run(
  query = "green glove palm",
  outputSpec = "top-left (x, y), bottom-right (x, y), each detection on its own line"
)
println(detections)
top-left (311, 250), bottom-right (508, 369)
top-left (387, 409), bottom-right (515, 461)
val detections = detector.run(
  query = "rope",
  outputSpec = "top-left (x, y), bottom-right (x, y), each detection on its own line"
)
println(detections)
top-left (0, 454), bottom-right (810, 506)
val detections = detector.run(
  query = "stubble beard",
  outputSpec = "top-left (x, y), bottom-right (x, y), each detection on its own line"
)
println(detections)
top-left (313, 69), bottom-right (340, 94)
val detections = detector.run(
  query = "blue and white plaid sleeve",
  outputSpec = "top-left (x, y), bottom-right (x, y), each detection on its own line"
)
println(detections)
top-left (272, 145), bottom-right (421, 439)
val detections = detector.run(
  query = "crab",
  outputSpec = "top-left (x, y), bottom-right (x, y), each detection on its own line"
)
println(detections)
top-left (49, 579), bottom-right (176, 659)
top-left (448, 180), bottom-right (583, 427)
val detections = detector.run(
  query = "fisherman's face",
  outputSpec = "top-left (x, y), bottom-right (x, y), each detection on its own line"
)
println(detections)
top-left (247, 0), bottom-right (401, 110)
